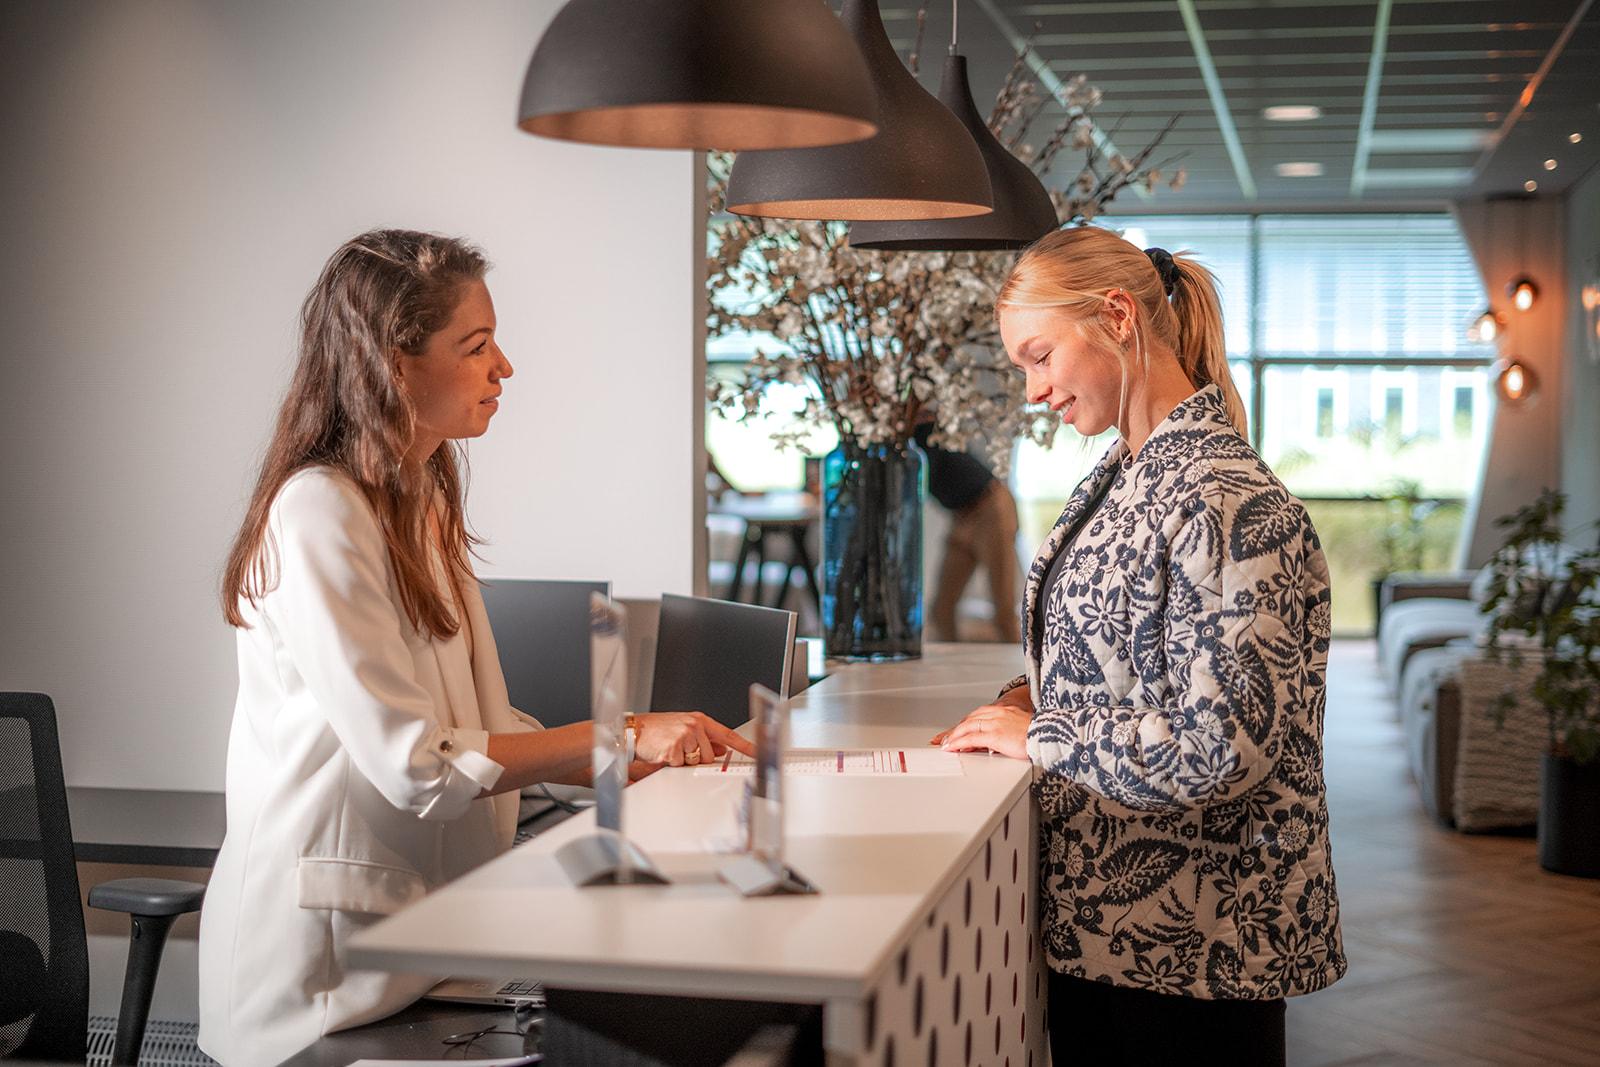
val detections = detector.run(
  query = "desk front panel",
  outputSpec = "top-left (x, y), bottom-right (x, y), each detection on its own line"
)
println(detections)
top-left (350, 645), bottom-right (1042, 1063)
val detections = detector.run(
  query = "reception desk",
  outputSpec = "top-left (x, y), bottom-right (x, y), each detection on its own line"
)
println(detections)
top-left (350, 643), bottom-right (1048, 1065)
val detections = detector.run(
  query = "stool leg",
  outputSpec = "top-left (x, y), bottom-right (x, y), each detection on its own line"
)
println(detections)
top-left (770, 560), bottom-right (798, 610)
top-left (728, 526), bottom-right (755, 602)
top-left (752, 534), bottom-right (769, 606)
top-left (793, 528), bottom-right (823, 616)
top-left (112, 913), bottom-right (179, 1066)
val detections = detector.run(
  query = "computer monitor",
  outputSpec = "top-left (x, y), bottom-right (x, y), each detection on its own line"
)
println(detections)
top-left (650, 593), bottom-right (797, 729)
top-left (480, 578), bottom-right (610, 728)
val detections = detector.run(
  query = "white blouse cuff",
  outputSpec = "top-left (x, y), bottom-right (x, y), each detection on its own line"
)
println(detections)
top-left (417, 727), bottom-right (503, 821)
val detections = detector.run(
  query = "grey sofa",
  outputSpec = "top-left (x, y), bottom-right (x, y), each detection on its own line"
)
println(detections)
top-left (1379, 571), bottom-right (1544, 830)
top-left (1376, 570), bottom-right (1485, 684)
top-left (1397, 642), bottom-right (1470, 823)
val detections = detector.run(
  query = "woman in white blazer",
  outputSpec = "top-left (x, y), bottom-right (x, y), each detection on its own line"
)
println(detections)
top-left (935, 227), bottom-right (1343, 1067)
top-left (198, 230), bottom-right (752, 1067)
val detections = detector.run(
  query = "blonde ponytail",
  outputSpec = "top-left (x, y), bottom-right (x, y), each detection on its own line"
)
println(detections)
top-left (1169, 254), bottom-right (1247, 436)
top-left (997, 226), bottom-right (1250, 439)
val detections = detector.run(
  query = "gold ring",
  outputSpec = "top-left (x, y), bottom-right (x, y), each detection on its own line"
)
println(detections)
top-left (685, 750), bottom-right (701, 764)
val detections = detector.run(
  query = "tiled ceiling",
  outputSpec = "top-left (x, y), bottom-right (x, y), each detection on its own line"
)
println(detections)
top-left (880, 0), bottom-right (1600, 210)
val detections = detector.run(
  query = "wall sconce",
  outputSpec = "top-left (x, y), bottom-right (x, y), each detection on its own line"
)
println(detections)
top-left (1494, 358), bottom-right (1538, 403)
top-left (1507, 276), bottom-right (1539, 311)
top-left (1467, 308), bottom-right (1503, 343)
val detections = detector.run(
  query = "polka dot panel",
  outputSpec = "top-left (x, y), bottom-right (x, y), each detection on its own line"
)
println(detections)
top-left (856, 793), bottom-right (1047, 1066)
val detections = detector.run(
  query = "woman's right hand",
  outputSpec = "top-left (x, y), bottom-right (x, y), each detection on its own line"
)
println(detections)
top-left (634, 711), bottom-right (756, 767)
top-left (929, 684), bottom-right (1034, 746)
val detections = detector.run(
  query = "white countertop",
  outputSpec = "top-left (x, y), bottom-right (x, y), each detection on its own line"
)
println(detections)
top-left (349, 643), bottom-right (1031, 1003)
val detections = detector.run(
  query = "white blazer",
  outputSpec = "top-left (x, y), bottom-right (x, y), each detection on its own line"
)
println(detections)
top-left (197, 467), bottom-right (540, 1067)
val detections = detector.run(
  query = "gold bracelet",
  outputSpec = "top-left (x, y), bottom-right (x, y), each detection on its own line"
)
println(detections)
top-left (624, 714), bottom-right (641, 765)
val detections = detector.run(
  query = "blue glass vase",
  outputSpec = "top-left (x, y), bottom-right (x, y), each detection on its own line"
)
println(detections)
top-left (822, 439), bottom-right (925, 661)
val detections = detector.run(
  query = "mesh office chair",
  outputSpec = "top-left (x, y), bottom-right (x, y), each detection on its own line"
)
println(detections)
top-left (479, 578), bottom-right (610, 729)
top-left (651, 595), bottom-right (797, 729)
top-left (0, 693), bottom-right (206, 1065)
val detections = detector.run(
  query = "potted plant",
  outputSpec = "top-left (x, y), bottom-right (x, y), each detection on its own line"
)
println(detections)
top-left (1481, 489), bottom-right (1600, 877)
top-left (1370, 476), bottom-right (1437, 636)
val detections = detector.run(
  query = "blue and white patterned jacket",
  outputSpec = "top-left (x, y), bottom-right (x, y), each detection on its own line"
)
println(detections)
top-left (1007, 384), bottom-right (1345, 999)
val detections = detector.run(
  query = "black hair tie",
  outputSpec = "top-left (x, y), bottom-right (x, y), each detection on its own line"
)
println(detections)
top-left (1145, 247), bottom-right (1179, 297)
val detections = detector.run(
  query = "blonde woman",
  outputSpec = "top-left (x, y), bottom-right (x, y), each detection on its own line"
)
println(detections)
top-left (935, 227), bottom-right (1343, 1065)
top-left (199, 230), bottom-right (752, 1067)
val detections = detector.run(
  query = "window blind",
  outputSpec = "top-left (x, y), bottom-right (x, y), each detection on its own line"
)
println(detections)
top-left (1255, 215), bottom-right (1492, 359)
top-left (1103, 215), bottom-right (1253, 356)
top-left (1102, 213), bottom-right (1492, 362)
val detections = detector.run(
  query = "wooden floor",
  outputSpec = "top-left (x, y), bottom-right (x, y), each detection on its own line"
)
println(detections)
top-left (1285, 640), bottom-right (1600, 1066)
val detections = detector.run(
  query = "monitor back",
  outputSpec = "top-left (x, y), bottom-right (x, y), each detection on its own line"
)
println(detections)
top-left (650, 594), bottom-right (796, 729)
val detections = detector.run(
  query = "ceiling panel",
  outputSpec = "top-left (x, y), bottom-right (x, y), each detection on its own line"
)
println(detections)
top-left (881, 0), bottom-right (1599, 209)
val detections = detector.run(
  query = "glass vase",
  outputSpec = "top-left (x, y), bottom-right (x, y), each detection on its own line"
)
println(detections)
top-left (821, 439), bottom-right (925, 661)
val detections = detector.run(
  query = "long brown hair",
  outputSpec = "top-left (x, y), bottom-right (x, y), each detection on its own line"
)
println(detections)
top-left (996, 225), bottom-right (1247, 436)
top-left (222, 229), bottom-right (489, 637)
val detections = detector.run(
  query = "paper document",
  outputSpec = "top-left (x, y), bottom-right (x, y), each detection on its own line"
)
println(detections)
top-left (347, 1059), bottom-right (538, 1067)
top-left (347, 1058), bottom-right (538, 1067)
top-left (697, 748), bottom-right (963, 776)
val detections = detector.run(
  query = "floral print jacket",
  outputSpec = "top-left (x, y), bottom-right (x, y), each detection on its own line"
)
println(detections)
top-left (1005, 385), bottom-right (1345, 1000)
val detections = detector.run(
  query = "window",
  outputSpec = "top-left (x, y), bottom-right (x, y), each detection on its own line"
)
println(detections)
top-left (1384, 389), bottom-right (1404, 435)
top-left (1299, 368), bottom-right (1348, 444)
top-left (1013, 213), bottom-right (1494, 634)
top-left (705, 220), bottom-right (832, 492)
top-left (1370, 369), bottom-right (1418, 441)
top-left (1443, 368), bottom-right (1482, 439)
top-left (705, 364), bottom-right (836, 491)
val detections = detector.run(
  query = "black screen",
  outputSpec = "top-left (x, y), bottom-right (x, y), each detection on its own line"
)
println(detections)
top-left (480, 578), bottom-right (610, 728)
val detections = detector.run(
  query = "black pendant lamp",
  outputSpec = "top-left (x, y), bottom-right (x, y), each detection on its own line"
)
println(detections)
top-left (517, 0), bottom-right (879, 151)
top-left (725, 0), bottom-right (992, 220)
top-left (849, 54), bottom-right (1058, 249)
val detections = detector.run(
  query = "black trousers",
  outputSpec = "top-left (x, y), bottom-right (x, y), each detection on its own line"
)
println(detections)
top-left (1048, 970), bottom-right (1286, 1067)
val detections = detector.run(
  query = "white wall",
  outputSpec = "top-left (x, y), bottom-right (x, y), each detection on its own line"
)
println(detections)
top-left (0, 1), bottom-right (705, 790)
top-left (1561, 164), bottom-right (1600, 536)
top-left (1452, 197), bottom-right (1567, 566)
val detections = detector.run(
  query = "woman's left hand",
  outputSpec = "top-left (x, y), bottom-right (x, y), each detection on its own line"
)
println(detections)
top-left (935, 704), bottom-right (1032, 760)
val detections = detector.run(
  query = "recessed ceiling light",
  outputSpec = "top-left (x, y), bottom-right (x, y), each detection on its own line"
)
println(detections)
top-left (1524, 179), bottom-right (1538, 192)
top-left (1544, 158), bottom-right (1558, 170)
top-left (1275, 161), bottom-right (1324, 177)
top-left (1263, 105), bottom-right (1322, 122)
top-left (1570, 132), bottom-right (1583, 143)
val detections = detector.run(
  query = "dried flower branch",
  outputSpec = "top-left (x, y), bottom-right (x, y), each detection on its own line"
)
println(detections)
top-left (707, 37), bottom-right (1185, 475)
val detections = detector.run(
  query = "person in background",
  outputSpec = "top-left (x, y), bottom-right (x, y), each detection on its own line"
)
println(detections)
top-left (934, 227), bottom-right (1343, 1067)
top-left (199, 230), bottom-right (753, 1067)
top-left (914, 418), bottom-right (1022, 644)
